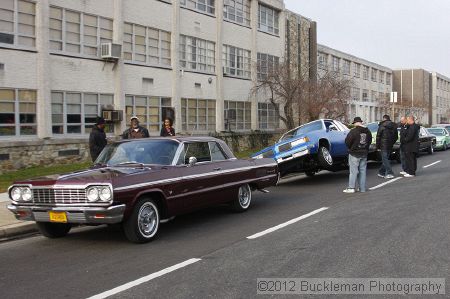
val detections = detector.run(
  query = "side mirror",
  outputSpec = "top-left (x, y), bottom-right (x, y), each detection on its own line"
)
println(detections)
top-left (188, 156), bottom-right (197, 167)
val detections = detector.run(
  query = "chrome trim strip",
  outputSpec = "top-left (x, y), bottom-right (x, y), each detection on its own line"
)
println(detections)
top-left (114, 164), bottom-right (278, 191)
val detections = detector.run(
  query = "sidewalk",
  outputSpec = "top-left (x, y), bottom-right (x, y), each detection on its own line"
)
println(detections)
top-left (0, 193), bottom-right (38, 240)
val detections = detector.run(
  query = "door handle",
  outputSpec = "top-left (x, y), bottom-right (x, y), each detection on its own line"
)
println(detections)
top-left (214, 167), bottom-right (221, 171)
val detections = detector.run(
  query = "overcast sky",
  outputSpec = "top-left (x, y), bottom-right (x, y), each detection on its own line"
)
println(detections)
top-left (284, 0), bottom-right (450, 77)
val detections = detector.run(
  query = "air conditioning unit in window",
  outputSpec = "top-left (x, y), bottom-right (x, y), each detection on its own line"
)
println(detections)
top-left (102, 110), bottom-right (123, 122)
top-left (101, 43), bottom-right (122, 60)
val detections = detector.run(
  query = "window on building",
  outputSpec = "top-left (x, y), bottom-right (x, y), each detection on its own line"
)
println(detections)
top-left (123, 22), bottom-right (171, 66)
top-left (223, 44), bottom-right (251, 78)
top-left (332, 56), bottom-right (340, 72)
top-left (343, 60), bottom-right (351, 75)
top-left (180, 35), bottom-right (215, 73)
top-left (371, 91), bottom-right (377, 102)
top-left (49, 7), bottom-right (113, 56)
top-left (378, 92), bottom-right (385, 102)
top-left (379, 71), bottom-right (384, 83)
top-left (180, 0), bottom-right (215, 15)
top-left (371, 68), bottom-right (377, 82)
top-left (362, 89), bottom-right (369, 101)
top-left (0, 0), bottom-right (36, 48)
top-left (51, 92), bottom-right (114, 135)
top-left (224, 100), bottom-right (251, 131)
top-left (223, 0), bottom-right (250, 26)
top-left (318, 52), bottom-right (327, 70)
top-left (351, 87), bottom-right (360, 101)
top-left (258, 102), bottom-right (279, 130)
top-left (258, 4), bottom-right (279, 35)
top-left (353, 63), bottom-right (360, 78)
top-left (257, 53), bottom-right (279, 80)
top-left (363, 66), bottom-right (369, 80)
top-left (125, 96), bottom-right (172, 133)
top-left (0, 89), bottom-right (36, 136)
top-left (181, 98), bottom-right (216, 131)
top-left (386, 73), bottom-right (391, 85)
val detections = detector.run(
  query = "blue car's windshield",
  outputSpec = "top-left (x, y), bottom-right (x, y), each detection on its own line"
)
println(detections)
top-left (367, 123), bottom-right (379, 133)
top-left (428, 128), bottom-right (445, 136)
top-left (280, 121), bottom-right (323, 141)
top-left (96, 139), bottom-right (180, 166)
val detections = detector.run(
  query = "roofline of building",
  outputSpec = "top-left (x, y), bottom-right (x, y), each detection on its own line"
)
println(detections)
top-left (285, 9), bottom-right (313, 22)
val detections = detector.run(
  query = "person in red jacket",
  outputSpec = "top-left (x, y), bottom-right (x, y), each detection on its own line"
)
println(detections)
top-left (344, 117), bottom-right (372, 193)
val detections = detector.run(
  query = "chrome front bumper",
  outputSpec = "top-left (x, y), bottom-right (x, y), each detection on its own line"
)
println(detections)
top-left (7, 204), bottom-right (126, 224)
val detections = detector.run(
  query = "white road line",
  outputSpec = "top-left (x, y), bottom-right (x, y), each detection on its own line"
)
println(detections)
top-left (423, 160), bottom-right (442, 168)
top-left (369, 177), bottom-right (402, 191)
top-left (247, 207), bottom-right (329, 240)
top-left (86, 258), bottom-right (201, 299)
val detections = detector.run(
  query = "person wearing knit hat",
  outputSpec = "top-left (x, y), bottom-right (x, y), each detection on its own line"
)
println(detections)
top-left (89, 117), bottom-right (107, 162)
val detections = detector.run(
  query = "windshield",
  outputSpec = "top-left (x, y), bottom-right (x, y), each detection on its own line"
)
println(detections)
top-left (280, 121), bottom-right (323, 141)
top-left (428, 128), bottom-right (445, 136)
top-left (95, 139), bottom-right (180, 166)
top-left (367, 123), bottom-right (379, 133)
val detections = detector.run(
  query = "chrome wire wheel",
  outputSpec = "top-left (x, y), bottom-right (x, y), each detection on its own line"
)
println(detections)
top-left (322, 147), bottom-right (333, 165)
top-left (238, 184), bottom-right (252, 209)
top-left (138, 202), bottom-right (159, 238)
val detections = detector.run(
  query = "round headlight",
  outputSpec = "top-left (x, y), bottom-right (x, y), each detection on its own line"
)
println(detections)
top-left (86, 187), bottom-right (99, 202)
top-left (21, 187), bottom-right (32, 201)
top-left (99, 187), bottom-right (112, 202)
top-left (11, 187), bottom-right (22, 201)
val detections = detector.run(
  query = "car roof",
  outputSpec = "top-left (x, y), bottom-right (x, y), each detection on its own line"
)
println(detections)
top-left (116, 136), bottom-right (220, 144)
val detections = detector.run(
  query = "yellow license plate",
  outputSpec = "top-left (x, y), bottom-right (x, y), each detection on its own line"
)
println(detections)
top-left (49, 211), bottom-right (67, 223)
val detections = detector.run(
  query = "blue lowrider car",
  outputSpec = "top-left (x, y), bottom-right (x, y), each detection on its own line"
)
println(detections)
top-left (252, 119), bottom-right (350, 177)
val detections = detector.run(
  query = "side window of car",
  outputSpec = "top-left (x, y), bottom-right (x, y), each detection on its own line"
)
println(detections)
top-left (324, 121), bottom-right (337, 131)
top-left (209, 142), bottom-right (227, 161)
top-left (184, 142), bottom-right (211, 164)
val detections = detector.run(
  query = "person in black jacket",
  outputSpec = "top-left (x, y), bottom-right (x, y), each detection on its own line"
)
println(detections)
top-left (160, 117), bottom-right (175, 137)
top-left (401, 116), bottom-right (420, 177)
top-left (89, 117), bottom-right (107, 162)
top-left (376, 115), bottom-right (398, 179)
top-left (344, 117), bottom-right (372, 193)
top-left (122, 116), bottom-right (150, 139)
top-left (398, 116), bottom-right (408, 174)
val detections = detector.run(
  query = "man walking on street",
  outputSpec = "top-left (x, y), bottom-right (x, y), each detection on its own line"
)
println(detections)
top-left (376, 114), bottom-right (398, 179)
top-left (344, 117), bottom-right (372, 193)
top-left (401, 115), bottom-right (420, 177)
top-left (398, 116), bottom-right (408, 175)
top-left (122, 116), bottom-right (150, 139)
top-left (89, 117), bottom-right (107, 162)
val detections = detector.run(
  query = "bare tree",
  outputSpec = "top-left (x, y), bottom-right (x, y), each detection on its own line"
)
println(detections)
top-left (252, 59), bottom-right (354, 129)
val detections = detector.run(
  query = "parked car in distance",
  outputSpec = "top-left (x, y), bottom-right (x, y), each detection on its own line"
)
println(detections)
top-left (8, 137), bottom-right (278, 243)
top-left (432, 123), bottom-right (450, 132)
top-left (392, 126), bottom-right (436, 159)
top-left (252, 119), bottom-right (349, 177)
top-left (427, 127), bottom-right (450, 150)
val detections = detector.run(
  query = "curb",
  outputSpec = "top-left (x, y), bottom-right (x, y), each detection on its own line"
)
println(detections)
top-left (0, 222), bottom-right (38, 241)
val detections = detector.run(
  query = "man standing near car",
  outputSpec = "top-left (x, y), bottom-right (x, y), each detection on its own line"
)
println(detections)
top-left (344, 117), bottom-right (372, 193)
top-left (376, 115), bottom-right (398, 179)
top-left (399, 116), bottom-right (408, 175)
top-left (122, 116), bottom-right (150, 139)
top-left (401, 115), bottom-right (420, 177)
top-left (89, 117), bottom-right (107, 162)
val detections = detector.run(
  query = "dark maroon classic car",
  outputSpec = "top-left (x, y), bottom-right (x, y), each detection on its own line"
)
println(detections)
top-left (8, 137), bottom-right (278, 243)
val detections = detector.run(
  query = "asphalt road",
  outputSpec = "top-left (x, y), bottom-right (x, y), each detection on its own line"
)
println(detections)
top-left (1, 150), bottom-right (449, 298)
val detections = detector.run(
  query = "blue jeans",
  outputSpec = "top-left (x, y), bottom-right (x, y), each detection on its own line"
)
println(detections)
top-left (378, 150), bottom-right (393, 176)
top-left (348, 154), bottom-right (368, 192)
top-left (400, 150), bottom-right (406, 171)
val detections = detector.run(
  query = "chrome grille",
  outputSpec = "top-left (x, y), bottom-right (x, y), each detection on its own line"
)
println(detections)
top-left (32, 188), bottom-right (88, 205)
top-left (278, 143), bottom-right (292, 153)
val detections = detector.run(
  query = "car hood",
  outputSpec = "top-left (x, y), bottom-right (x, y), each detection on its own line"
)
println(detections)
top-left (12, 166), bottom-right (165, 187)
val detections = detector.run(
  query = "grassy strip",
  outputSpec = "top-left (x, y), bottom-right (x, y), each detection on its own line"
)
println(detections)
top-left (0, 161), bottom-right (91, 193)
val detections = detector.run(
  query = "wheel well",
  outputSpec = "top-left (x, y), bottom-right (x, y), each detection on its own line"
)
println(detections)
top-left (136, 192), bottom-right (169, 219)
top-left (319, 139), bottom-right (330, 150)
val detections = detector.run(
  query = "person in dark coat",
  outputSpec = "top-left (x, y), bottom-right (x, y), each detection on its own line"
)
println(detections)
top-left (160, 118), bottom-right (175, 137)
top-left (122, 116), bottom-right (150, 139)
top-left (344, 117), bottom-right (372, 193)
top-left (89, 117), bottom-right (107, 162)
top-left (398, 116), bottom-right (408, 174)
top-left (376, 115), bottom-right (398, 179)
top-left (401, 115), bottom-right (420, 177)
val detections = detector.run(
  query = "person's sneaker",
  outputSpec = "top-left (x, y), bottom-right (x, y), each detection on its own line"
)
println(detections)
top-left (403, 173), bottom-right (415, 178)
top-left (399, 171), bottom-right (407, 175)
top-left (377, 174), bottom-right (385, 178)
top-left (343, 188), bottom-right (356, 193)
top-left (385, 174), bottom-right (395, 179)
